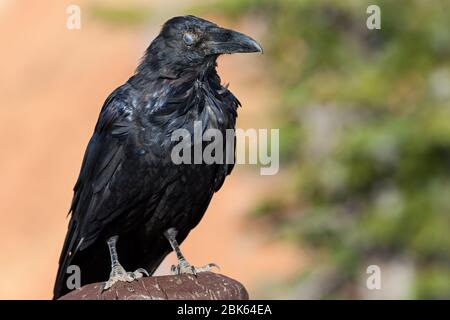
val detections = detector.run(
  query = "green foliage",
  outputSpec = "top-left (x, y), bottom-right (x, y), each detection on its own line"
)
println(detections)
top-left (207, 0), bottom-right (450, 298)
top-left (88, 3), bottom-right (151, 26)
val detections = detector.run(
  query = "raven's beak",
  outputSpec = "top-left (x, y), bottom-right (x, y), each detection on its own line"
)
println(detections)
top-left (205, 26), bottom-right (263, 55)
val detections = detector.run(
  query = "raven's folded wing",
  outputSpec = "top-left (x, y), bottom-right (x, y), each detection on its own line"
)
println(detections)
top-left (54, 85), bottom-right (148, 297)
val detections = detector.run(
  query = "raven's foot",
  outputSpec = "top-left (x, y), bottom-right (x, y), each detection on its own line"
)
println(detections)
top-left (170, 260), bottom-right (220, 276)
top-left (103, 264), bottom-right (149, 290)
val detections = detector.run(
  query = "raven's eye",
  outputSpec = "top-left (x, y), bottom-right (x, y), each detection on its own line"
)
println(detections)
top-left (183, 33), bottom-right (194, 45)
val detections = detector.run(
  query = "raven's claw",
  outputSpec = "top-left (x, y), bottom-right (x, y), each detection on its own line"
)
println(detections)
top-left (170, 261), bottom-right (220, 275)
top-left (103, 264), bottom-right (149, 291)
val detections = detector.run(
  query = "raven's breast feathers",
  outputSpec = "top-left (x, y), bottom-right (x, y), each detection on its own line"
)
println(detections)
top-left (142, 72), bottom-right (240, 133)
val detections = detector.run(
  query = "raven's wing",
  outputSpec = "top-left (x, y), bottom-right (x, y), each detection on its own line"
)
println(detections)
top-left (212, 87), bottom-right (240, 191)
top-left (54, 85), bottom-right (146, 297)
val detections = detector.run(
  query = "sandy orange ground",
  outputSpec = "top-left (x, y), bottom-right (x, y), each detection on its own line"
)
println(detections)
top-left (0, 0), bottom-right (302, 299)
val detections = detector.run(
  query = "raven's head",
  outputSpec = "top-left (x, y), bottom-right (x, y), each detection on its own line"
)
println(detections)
top-left (139, 15), bottom-right (263, 78)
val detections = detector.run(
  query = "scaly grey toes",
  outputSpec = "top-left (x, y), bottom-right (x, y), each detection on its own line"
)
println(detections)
top-left (200, 262), bottom-right (220, 272)
top-left (170, 264), bottom-right (180, 275)
top-left (103, 273), bottom-right (134, 291)
top-left (132, 268), bottom-right (149, 279)
top-left (170, 261), bottom-right (220, 276)
top-left (103, 265), bottom-right (149, 291)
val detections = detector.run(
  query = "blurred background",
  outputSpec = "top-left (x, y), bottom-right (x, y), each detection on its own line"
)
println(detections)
top-left (0, 0), bottom-right (448, 299)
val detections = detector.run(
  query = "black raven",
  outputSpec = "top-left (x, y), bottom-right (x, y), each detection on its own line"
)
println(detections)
top-left (53, 15), bottom-right (262, 299)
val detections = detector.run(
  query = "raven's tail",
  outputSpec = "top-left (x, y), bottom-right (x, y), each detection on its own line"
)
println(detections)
top-left (53, 219), bottom-right (79, 299)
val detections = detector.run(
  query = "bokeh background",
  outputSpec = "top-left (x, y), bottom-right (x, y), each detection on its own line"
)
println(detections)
top-left (0, 0), bottom-right (448, 299)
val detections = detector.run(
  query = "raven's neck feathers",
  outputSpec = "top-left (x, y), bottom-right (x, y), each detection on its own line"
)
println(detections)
top-left (125, 40), bottom-right (238, 132)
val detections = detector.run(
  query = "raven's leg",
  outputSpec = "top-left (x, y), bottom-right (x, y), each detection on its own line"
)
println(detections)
top-left (103, 235), bottom-right (149, 290)
top-left (164, 228), bottom-right (219, 275)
